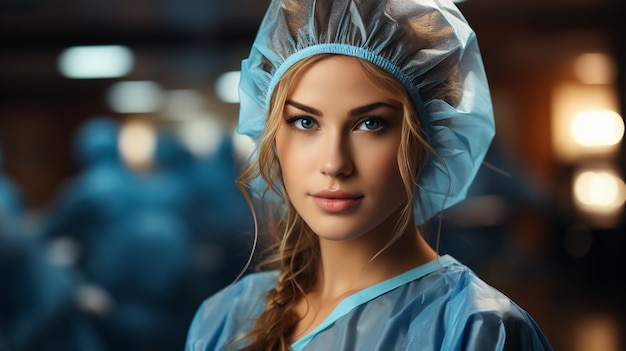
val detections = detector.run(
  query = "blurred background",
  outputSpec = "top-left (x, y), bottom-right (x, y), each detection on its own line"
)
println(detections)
top-left (0, 0), bottom-right (625, 350)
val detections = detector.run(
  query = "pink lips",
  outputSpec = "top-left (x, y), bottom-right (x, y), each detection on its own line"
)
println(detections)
top-left (311, 190), bottom-right (363, 213)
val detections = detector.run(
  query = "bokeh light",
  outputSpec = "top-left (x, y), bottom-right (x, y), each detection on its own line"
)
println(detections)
top-left (107, 81), bottom-right (164, 114)
top-left (58, 45), bottom-right (134, 79)
top-left (232, 131), bottom-right (255, 162)
top-left (118, 119), bottom-right (157, 169)
top-left (573, 169), bottom-right (626, 212)
top-left (215, 71), bottom-right (241, 104)
top-left (570, 110), bottom-right (624, 147)
top-left (574, 52), bottom-right (616, 85)
top-left (175, 116), bottom-right (223, 158)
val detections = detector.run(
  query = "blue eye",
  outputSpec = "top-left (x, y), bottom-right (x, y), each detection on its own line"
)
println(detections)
top-left (357, 118), bottom-right (384, 132)
top-left (291, 117), bottom-right (317, 130)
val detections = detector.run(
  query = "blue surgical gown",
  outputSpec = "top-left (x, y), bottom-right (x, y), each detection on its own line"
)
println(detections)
top-left (185, 255), bottom-right (553, 350)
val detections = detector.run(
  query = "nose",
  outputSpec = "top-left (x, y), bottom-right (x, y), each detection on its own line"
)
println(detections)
top-left (318, 131), bottom-right (353, 178)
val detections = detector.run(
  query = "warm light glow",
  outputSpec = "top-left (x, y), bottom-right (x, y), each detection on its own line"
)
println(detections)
top-left (573, 170), bottom-right (626, 210)
top-left (574, 52), bottom-right (616, 85)
top-left (215, 71), bottom-right (241, 103)
top-left (118, 120), bottom-right (157, 169)
top-left (570, 110), bottom-right (624, 147)
top-left (551, 82), bottom-right (620, 161)
top-left (58, 45), bottom-right (134, 79)
top-left (107, 81), bottom-right (163, 114)
top-left (573, 314), bottom-right (622, 351)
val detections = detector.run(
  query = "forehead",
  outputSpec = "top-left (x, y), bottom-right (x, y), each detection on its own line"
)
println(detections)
top-left (286, 56), bottom-right (395, 109)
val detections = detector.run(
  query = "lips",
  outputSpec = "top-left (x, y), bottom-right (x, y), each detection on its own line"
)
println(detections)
top-left (310, 190), bottom-right (363, 213)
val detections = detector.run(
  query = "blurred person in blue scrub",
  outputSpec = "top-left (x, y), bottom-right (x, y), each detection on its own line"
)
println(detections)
top-left (84, 209), bottom-right (191, 351)
top-left (182, 135), bottom-right (256, 311)
top-left (0, 185), bottom-right (106, 351)
top-left (149, 130), bottom-right (255, 322)
top-left (138, 130), bottom-right (195, 221)
top-left (0, 146), bottom-right (25, 219)
top-left (189, 136), bottom-right (254, 242)
top-left (185, 0), bottom-right (553, 350)
top-left (42, 116), bottom-right (139, 272)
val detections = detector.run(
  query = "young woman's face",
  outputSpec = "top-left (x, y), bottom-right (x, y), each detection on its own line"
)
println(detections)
top-left (275, 55), bottom-right (408, 243)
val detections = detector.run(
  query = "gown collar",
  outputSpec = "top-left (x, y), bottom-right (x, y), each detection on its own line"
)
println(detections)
top-left (291, 254), bottom-right (459, 350)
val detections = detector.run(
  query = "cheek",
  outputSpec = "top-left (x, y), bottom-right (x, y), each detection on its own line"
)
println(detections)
top-left (357, 142), bottom-right (406, 196)
top-left (359, 142), bottom-right (400, 177)
top-left (275, 130), bottom-right (305, 183)
top-left (275, 128), bottom-right (292, 167)
top-left (276, 127), bottom-right (319, 163)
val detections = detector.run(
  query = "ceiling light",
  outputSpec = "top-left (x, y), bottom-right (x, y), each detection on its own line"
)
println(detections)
top-left (107, 81), bottom-right (163, 114)
top-left (58, 45), bottom-right (134, 79)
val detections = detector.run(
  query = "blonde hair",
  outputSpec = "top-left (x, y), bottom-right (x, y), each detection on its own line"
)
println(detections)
top-left (234, 54), bottom-right (433, 351)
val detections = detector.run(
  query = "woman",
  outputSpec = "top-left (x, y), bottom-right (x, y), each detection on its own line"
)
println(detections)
top-left (186, 0), bottom-right (553, 350)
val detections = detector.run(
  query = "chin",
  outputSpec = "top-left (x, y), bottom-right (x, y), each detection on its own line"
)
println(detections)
top-left (305, 221), bottom-right (371, 242)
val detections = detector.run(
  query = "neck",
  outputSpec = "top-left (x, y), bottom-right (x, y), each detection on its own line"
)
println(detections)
top-left (287, 213), bottom-right (437, 343)
top-left (313, 219), bottom-right (437, 299)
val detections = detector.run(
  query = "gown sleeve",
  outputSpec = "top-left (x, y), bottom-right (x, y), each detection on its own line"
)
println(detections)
top-left (184, 272), bottom-right (277, 351)
top-left (441, 272), bottom-right (553, 351)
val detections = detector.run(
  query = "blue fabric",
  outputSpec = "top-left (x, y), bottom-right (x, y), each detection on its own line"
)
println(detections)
top-left (237, 0), bottom-right (496, 223)
top-left (185, 255), bottom-right (553, 350)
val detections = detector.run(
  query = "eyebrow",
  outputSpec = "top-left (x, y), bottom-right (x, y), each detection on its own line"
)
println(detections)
top-left (285, 100), bottom-right (400, 117)
top-left (285, 100), bottom-right (322, 115)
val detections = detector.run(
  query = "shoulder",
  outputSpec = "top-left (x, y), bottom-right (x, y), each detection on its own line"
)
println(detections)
top-left (185, 271), bottom-right (278, 351)
top-left (438, 263), bottom-right (553, 350)
top-left (194, 271), bottom-right (278, 317)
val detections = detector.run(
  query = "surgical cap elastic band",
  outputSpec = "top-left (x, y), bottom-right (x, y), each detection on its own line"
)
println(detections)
top-left (267, 44), bottom-right (426, 120)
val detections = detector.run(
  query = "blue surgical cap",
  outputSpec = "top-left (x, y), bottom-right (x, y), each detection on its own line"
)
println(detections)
top-left (238, 0), bottom-right (496, 223)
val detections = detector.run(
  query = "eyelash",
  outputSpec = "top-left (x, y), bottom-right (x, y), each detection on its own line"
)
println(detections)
top-left (356, 118), bottom-right (388, 134)
top-left (285, 114), bottom-right (318, 133)
top-left (285, 115), bottom-right (389, 134)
